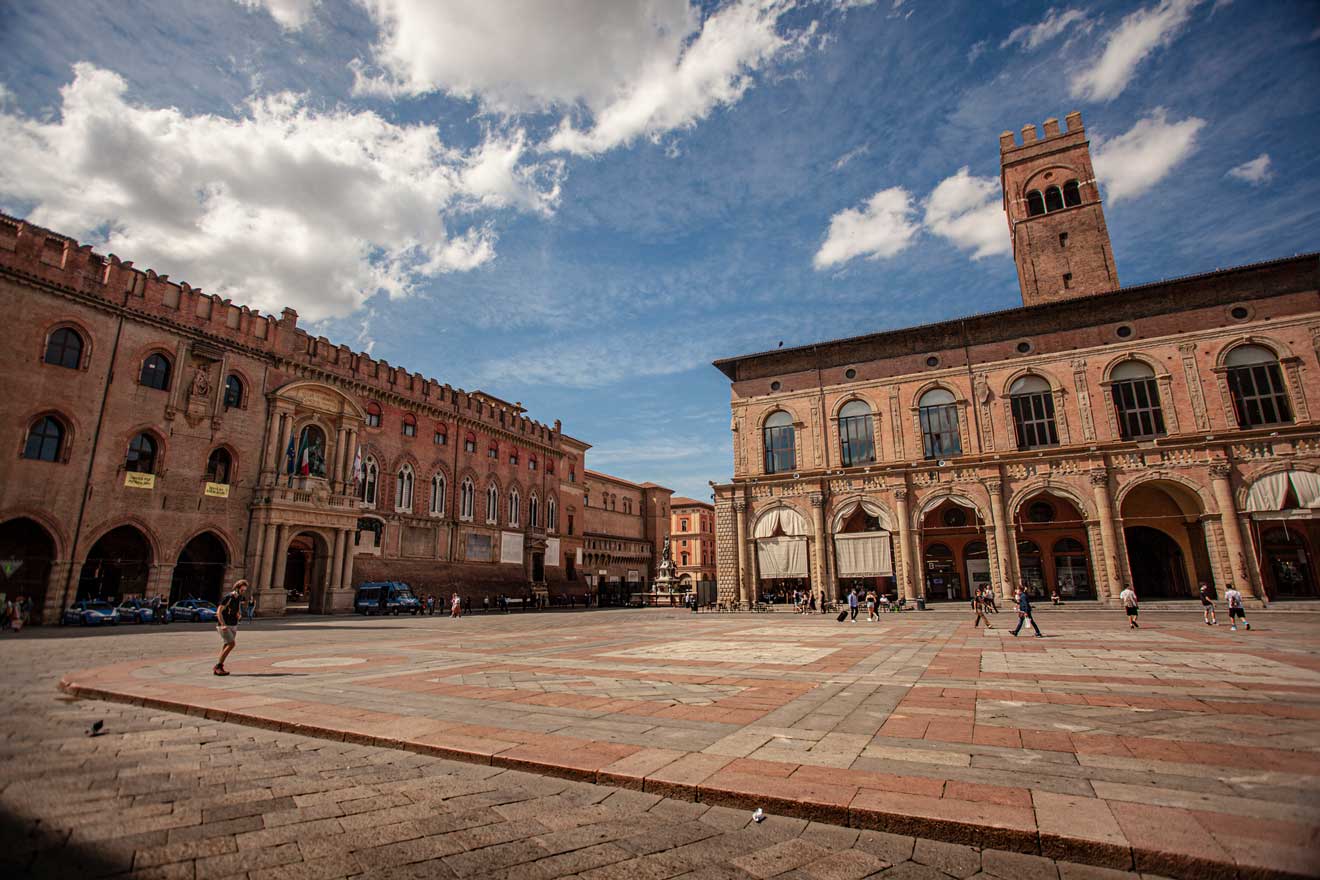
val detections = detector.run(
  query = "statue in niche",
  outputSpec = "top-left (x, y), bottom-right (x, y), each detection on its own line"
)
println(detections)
top-left (190, 366), bottom-right (211, 399)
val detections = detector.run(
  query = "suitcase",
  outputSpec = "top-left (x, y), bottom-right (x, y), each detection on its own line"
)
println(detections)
top-left (837, 611), bottom-right (849, 622)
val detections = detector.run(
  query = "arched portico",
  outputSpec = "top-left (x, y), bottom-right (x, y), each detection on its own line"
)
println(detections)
top-left (0, 516), bottom-right (58, 623)
top-left (1239, 468), bottom-right (1320, 600)
top-left (750, 503), bottom-right (811, 604)
top-left (1118, 478), bottom-right (1211, 599)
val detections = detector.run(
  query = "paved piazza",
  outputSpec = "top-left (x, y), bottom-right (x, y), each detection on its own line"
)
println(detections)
top-left (12, 608), bottom-right (1320, 879)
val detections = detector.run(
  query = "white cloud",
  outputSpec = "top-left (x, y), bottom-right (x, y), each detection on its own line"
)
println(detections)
top-left (1092, 108), bottom-right (1205, 202)
top-left (351, 0), bottom-right (812, 157)
top-left (234, 0), bottom-right (319, 30)
top-left (832, 144), bottom-right (869, 171)
top-left (1001, 7), bottom-right (1090, 51)
top-left (1070, 0), bottom-right (1202, 102)
top-left (1227, 153), bottom-right (1273, 185)
top-left (922, 168), bottom-right (1010, 259)
top-left (0, 64), bottom-right (563, 321)
top-left (966, 39), bottom-right (988, 63)
top-left (813, 187), bottom-right (918, 269)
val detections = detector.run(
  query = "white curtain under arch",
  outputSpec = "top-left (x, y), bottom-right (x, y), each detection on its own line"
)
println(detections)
top-left (752, 506), bottom-right (809, 538)
top-left (1246, 470), bottom-right (1320, 511)
top-left (757, 537), bottom-right (807, 578)
top-left (834, 532), bottom-right (893, 577)
top-left (830, 498), bottom-right (893, 532)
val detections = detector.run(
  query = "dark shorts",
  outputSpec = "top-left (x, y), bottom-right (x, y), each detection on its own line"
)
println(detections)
top-left (1201, 598), bottom-right (1212, 606)
top-left (1125, 606), bottom-right (1139, 616)
top-left (1230, 606), bottom-right (1245, 618)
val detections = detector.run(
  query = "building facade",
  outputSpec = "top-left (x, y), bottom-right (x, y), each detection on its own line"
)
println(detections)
top-left (670, 497), bottom-right (717, 586)
top-left (581, 470), bottom-right (672, 604)
top-left (713, 112), bottom-right (1320, 609)
top-left (0, 214), bottom-right (592, 621)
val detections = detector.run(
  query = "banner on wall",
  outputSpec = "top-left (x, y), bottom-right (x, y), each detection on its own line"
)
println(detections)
top-left (576, 547), bottom-right (584, 565)
top-left (626, 569), bottom-right (640, 583)
top-left (833, 533), bottom-right (893, 577)
top-left (204, 482), bottom-right (230, 498)
top-left (545, 537), bottom-right (560, 567)
top-left (465, 532), bottom-right (493, 562)
top-left (500, 531), bottom-right (524, 565)
top-left (124, 472), bottom-right (155, 490)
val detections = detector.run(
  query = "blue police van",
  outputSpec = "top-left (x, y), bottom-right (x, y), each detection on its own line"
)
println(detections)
top-left (353, 582), bottom-right (423, 615)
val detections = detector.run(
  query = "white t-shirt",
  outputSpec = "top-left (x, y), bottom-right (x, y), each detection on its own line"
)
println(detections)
top-left (1119, 588), bottom-right (1137, 608)
top-left (1225, 588), bottom-right (1243, 609)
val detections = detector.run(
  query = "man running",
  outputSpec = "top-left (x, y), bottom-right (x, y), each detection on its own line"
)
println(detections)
top-left (214, 579), bottom-right (248, 676)
top-left (1199, 582), bottom-right (1218, 626)
top-left (1225, 584), bottom-right (1251, 631)
top-left (1119, 584), bottom-right (1139, 628)
top-left (1010, 587), bottom-right (1042, 637)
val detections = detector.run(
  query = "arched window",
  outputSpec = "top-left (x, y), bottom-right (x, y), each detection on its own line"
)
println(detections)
top-left (1009, 375), bottom-right (1059, 449)
top-left (509, 488), bottom-right (521, 526)
top-left (44, 327), bottom-right (83, 369)
top-left (509, 449), bottom-right (519, 466)
top-left (460, 478), bottom-right (475, 520)
top-left (464, 432), bottom-right (476, 453)
top-left (361, 456), bottom-right (379, 507)
top-left (623, 498), bottom-right (632, 515)
top-left (365, 402), bottom-right (382, 428)
top-left (205, 447), bottom-right (232, 484)
top-left (762, 410), bottom-right (796, 474)
top-left (529, 493), bottom-right (539, 528)
top-left (23, 415), bottom-right (64, 462)
top-left (395, 464), bottom-right (414, 511)
top-left (1110, 360), bottom-right (1166, 440)
top-left (223, 375), bottom-right (243, 409)
top-left (1044, 186), bottom-right (1064, 213)
top-left (1063, 179), bottom-right (1081, 207)
top-left (486, 483), bottom-right (499, 523)
top-left (610, 494), bottom-right (617, 511)
top-left (529, 455), bottom-right (537, 472)
top-left (837, 400), bottom-right (875, 467)
top-left (126, 432), bottom-right (157, 473)
top-left (430, 473), bottom-right (446, 516)
top-left (139, 353), bottom-right (171, 391)
top-left (488, 442), bottom-right (498, 460)
top-left (569, 466), bottom-right (576, 483)
top-left (434, 425), bottom-right (447, 446)
top-left (1026, 190), bottom-right (1045, 217)
top-left (919, 388), bottom-right (962, 459)
top-left (401, 414), bottom-right (417, 437)
top-left (545, 458), bottom-right (554, 475)
top-left (296, 425), bottom-right (327, 477)
top-left (547, 497), bottom-right (558, 532)
top-left (1226, 344), bottom-right (1293, 427)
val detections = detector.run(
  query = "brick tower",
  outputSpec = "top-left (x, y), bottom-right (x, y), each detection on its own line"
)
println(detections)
top-left (1000, 111), bottom-right (1118, 306)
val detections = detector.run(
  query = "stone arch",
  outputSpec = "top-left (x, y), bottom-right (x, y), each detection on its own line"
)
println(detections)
top-left (914, 488), bottom-right (988, 527)
top-left (757, 403), bottom-right (803, 430)
top-left (1115, 472), bottom-right (1211, 516)
top-left (18, 407), bottom-right (80, 463)
top-left (0, 508), bottom-right (69, 560)
top-left (122, 424), bottom-right (169, 471)
top-left (204, 441), bottom-right (242, 480)
top-left (82, 515), bottom-right (163, 564)
top-left (1000, 367), bottom-right (1064, 397)
top-left (911, 380), bottom-right (968, 408)
top-left (829, 494), bottom-right (896, 532)
top-left (40, 318), bottom-right (96, 370)
top-left (173, 526), bottom-right (238, 567)
top-left (1022, 164), bottom-right (1082, 197)
top-left (830, 392), bottom-right (881, 420)
top-left (170, 530), bottom-right (231, 604)
top-left (1101, 351), bottom-right (1171, 381)
top-left (1007, 479), bottom-right (1096, 522)
top-left (270, 379), bottom-right (368, 422)
top-left (1213, 334), bottom-right (1298, 368)
top-left (1234, 463), bottom-right (1320, 510)
top-left (77, 521), bottom-right (156, 601)
top-left (221, 365), bottom-right (256, 409)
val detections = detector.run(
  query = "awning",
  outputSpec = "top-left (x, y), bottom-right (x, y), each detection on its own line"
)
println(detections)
top-left (831, 498), bottom-right (892, 532)
top-left (752, 506), bottom-right (809, 538)
top-left (834, 532), bottom-right (893, 577)
top-left (757, 536), bottom-right (807, 578)
top-left (1245, 471), bottom-right (1320, 512)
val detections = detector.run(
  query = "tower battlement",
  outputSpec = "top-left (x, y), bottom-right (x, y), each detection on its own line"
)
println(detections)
top-left (1000, 111), bottom-right (1085, 153)
top-left (0, 212), bottom-right (558, 444)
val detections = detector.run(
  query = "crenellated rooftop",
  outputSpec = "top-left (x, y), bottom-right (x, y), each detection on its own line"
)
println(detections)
top-left (0, 212), bottom-right (562, 446)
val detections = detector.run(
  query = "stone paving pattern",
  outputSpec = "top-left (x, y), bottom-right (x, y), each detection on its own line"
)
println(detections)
top-left (38, 608), bottom-right (1320, 878)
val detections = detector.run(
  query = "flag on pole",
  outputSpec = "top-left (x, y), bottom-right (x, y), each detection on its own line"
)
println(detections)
top-left (288, 431), bottom-right (304, 487)
top-left (299, 442), bottom-right (311, 476)
top-left (284, 435), bottom-right (296, 476)
top-left (352, 445), bottom-right (363, 487)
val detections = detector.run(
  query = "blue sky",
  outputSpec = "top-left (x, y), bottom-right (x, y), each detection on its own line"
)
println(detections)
top-left (2, 0), bottom-right (1318, 502)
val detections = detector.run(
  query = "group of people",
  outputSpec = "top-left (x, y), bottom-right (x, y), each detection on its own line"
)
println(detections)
top-left (969, 584), bottom-right (1042, 636)
top-left (844, 588), bottom-right (899, 621)
top-left (2, 594), bottom-right (32, 632)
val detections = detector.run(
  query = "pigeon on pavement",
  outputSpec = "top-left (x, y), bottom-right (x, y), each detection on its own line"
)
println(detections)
top-left (86, 720), bottom-right (104, 737)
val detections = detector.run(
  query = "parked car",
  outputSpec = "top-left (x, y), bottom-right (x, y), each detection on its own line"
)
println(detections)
top-left (354, 582), bottom-right (422, 615)
top-left (169, 599), bottom-right (218, 622)
top-left (61, 600), bottom-right (120, 626)
top-left (115, 598), bottom-right (158, 623)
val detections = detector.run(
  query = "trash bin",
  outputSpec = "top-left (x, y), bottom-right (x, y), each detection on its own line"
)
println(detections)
top-left (916, 597), bottom-right (926, 611)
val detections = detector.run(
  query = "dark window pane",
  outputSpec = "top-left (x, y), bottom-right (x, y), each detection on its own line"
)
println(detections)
top-left (1027, 191), bottom-right (1045, 216)
top-left (920, 405), bottom-right (961, 459)
top-left (45, 328), bottom-right (83, 369)
top-left (763, 426), bottom-right (795, 473)
top-left (839, 414), bottom-right (875, 467)
top-left (1044, 186), bottom-right (1063, 212)
top-left (23, 416), bottom-right (63, 461)
top-left (1063, 180), bottom-right (1081, 207)
top-left (126, 434), bottom-right (156, 473)
top-left (1012, 392), bottom-right (1058, 449)
top-left (1228, 363), bottom-right (1292, 427)
top-left (223, 375), bottom-right (243, 408)
top-left (1112, 378), bottom-right (1166, 440)
top-left (139, 354), bottom-right (171, 390)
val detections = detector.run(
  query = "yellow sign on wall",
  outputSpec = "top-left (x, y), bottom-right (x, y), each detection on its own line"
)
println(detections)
top-left (204, 482), bottom-right (230, 498)
top-left (124, 472), bottom-right (155, 490)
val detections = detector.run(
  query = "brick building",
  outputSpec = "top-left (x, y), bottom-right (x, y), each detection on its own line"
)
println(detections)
top-left (712, 112), bottom-right (1320, 609)
top-left (670, 497), bottom-right (717, 586)
top-left (580, 470), bottom-right (672, 605)
top-left (0, 214), bottom-right (599, 621)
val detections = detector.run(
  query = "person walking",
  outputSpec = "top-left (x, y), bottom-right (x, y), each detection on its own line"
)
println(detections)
top-left (865, 589), bottom-right (877, 621)
top-left (1225, 584), bottom-right (1251, 631)
top-left (847, 588), bottom-right (859, 622)
top-left (1119, 584), bottom-right (1139, 628)
top-left (450, 592), bottom-right (461, 619)
top-left (1010, 587), bottom-right (1042, 637)
top-left (213, 579), bottom-right (248, 676)
top-left (1199, 582), bottom-right (1218, 626)
top-left (972, 587), bottom-right (994, 629)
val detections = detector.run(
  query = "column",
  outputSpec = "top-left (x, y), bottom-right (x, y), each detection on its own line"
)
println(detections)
top-left (734, 499), bottom-right (750, 608)
top-left (342, 429), bottom-right (357, 486)
top-left (1210, 464), bottom-right (1259, 599)
top-left (271, 524), bottom-right (290, 597)
top-left (810, 494), bottom-right (829, 610)
top-left (894, 488), bottom-right (917, 601)
top-left (1090, 470), bottom-right (1123, 601)
top-left (332, 428), bottom-right (347, 494)
top-left (986, 479), bottom-right (1016, 601)
top-left (330, 528), bottom-right (344, 593)
top-left (340, 528), bottom-right (357, 597)
top-left (265, 411), bottom-right (287, 475)
top-left (259, 522), bottom-right (280, 592)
